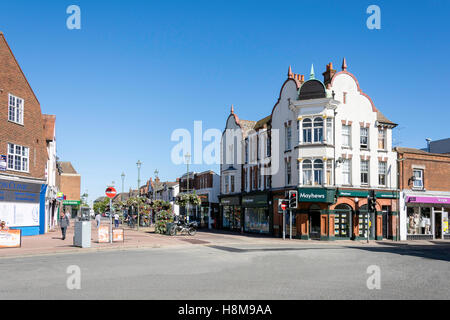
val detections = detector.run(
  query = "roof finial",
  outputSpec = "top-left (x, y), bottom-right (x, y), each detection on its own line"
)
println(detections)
top-left (342, 57), bottom-right (347, 71)
top-left (288, 65), bottom-right (293, 78)
top-left (309, 64), bottom-right (315, 80)
top-left (231, 104), bottom-right (234, 114)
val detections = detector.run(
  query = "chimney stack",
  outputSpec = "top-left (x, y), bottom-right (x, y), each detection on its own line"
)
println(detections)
top-left (322, 62), bottom-right (336, 87)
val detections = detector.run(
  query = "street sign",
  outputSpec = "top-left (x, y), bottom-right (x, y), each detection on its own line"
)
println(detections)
top-left (281, 202), bottom-right (287, 211)
top-left (105, 187), bottom-right (117, 199)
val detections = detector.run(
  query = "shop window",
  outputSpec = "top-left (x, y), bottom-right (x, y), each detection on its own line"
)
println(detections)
top-left (334, 204), bottom-right (351, 237)
top-left (8, 94), bottom-right (24, 125)
top-left (360, 127), bottom-right (369, 149)
top-left (245, 208), bottom-right (269, 234)
top-left (302, 160), bottom-right (313, 185)
top-left (361, 160), bottom-right (369, 186)
top-left (407, 207), bottom-right (431, 235)
top-left (342, 124), bottom-right (351, 147)
top-left (413, 169), bottom-right (424, 189)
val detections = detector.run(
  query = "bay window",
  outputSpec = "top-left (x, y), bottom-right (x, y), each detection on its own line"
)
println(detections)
top-left (313, 159), bottom-right (323, 185)
top-left (302, 119), bottom-right (312, 143)
top-left (302, 160), bottom-right (313, 185)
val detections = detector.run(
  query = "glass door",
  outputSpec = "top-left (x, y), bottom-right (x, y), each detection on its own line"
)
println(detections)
top-left (309, 205), bottom-right (321, 239)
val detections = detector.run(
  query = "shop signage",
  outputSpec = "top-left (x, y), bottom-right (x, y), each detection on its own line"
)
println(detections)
top-left (0, 229), bottom-right (21, 248)
top-left (63, 200), bottom-right (81, 206)
top-left (0, 155), bottom-right (6, 172)
top-left (242, 194), bottom-right (268, 207)
top-left (407, 196), bottom-right (450, 205)
top-left (376, 191), bottom-right (398, 199)
top-left (220, 196), bottom-right (240, 206)
top-left (298, 188), bottom-right (336, 203)
top-left (338, 190), bottom-right (398, 199)
top-left (0, 179), bottom-right (41, 203)
top-left (198, 194), bottom-right (209, 203)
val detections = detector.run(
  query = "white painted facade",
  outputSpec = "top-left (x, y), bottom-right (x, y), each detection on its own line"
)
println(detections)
top-left (44, 123), bottom-right (59, 232)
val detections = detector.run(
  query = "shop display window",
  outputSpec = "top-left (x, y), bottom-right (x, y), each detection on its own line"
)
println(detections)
top-left (244, 208), bottom-right (269, 234)
top-left (335, 212), bottom-right (349, 237)
top-left (444, 209), bottom-right (449, 235)
top-left (407, 207), bottom-right (431, 235)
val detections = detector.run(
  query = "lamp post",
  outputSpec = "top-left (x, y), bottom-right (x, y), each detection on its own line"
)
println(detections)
top-left (121, 172), bottom-right (125, 225)
top-left (153, 169), bottom-right (159, 226)
top-left (185, 153), bottom-right (191, 222)
top-left (136, 160), bottom-right (142, 231)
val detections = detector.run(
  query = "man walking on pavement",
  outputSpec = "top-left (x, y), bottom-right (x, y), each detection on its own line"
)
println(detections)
top-left (95, 213), bottom-right (102, 229)
top-left (60, 211), bottom-right (70, 240)
top-left (114, 212), bottom-right (120, 228)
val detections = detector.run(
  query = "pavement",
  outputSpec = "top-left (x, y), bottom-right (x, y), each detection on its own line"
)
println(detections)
top-left (1, 219), bottom-right (449, 259)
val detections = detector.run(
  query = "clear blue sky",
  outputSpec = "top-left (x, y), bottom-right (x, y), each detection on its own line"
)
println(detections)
top-left (1, 0), bottom-right (449, 203)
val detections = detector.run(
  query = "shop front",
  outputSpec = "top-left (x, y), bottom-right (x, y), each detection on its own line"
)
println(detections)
top-left (0, 178), bottom-right (47, 236)
top-left (63, 200), bottom-right (81, 219)
top-left (242, 193), bottom-right (270, 234)
top-left (219, 196), bottom-right (242, 232)
top-left (334, 189), bottom-right (398, 241)
top-left (197, 193), bottom-right (210, 228)
top-left (400, 193), bottom-right (450, 240)
top-left (296, 188), bottom-right (337, 240)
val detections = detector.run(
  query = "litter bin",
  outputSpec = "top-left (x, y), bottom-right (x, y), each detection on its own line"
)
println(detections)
top-left (166, 223), bottom-right (175, 235)
top-left (74, 221), bottom-right (91, 248)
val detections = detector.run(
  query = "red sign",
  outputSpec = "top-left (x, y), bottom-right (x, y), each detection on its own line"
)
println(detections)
top-left (281, 202), bottom-right (287, 211)
top-left (105, 187), bottom-right (117, 199)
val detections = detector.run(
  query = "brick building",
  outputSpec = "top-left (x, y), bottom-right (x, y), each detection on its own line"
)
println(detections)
top-left (57, 161), bottom-right (81, 218)
top-left (0, 32), bottom-right (49, 235)
top-left (396, 147), bottom-right (450, 240)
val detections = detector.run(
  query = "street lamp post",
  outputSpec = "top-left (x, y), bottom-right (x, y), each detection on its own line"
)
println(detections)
top-left (137, 161), bottom-right (142, 231)
top-left (153, 169), bottom-right (159, 226)
top-left (185, 153), bottom-right (191, 223)
top-left (121, 172), bottom-right (125, 225)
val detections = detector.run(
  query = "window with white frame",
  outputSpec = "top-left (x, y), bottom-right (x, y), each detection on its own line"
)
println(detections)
top-left (378, 128), bottom-right (386, 150)
top-left (313, 159), bottom-right (323, 185)
top-left (342, 159), bottom-right (351, 185)
top-left (413, 169), bottom-right (424, 189)
top-left (326, 160), bottom-right (333, 185)
top-left (313, 118), bottom-right (324, 143)
top-left (224, 176), bottom-right (229, 193)
top-left (8, 94), bottom-right (24, 125)
top-left (302, 160), bottom-right (313, 185)
top-left (7, 143), bottom-right (29, 172)
top-left (342, 125), bottom-right (351, 147)
top-left (285, 126), bottom-right (292, 151)
top-left (378, 161), bottom-right (387, 186)
top-left (360, 127), bottom-right (369, 149)
top-left (302, 119), bottom-right (312, 143)
top-left (361, 160), bottom-right (369, 185)
top-left (326, 118), bottom-right (333, 144)
top-left (285, 160), bottom-right (291, 185)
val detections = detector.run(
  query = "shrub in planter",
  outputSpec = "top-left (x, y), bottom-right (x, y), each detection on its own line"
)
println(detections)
top-left (155, 210), bottom-right (174, 234)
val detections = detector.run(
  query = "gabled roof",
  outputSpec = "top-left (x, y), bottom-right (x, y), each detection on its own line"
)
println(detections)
top-left (254, 115), bottom-right (271, 130)
top-left (376, 110), bottom-right (397, 127)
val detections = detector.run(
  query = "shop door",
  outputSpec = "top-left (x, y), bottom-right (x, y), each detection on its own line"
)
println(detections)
top-left (435, 211), bottom-right (442, 239)
top-left (309, 211), bottom-right (321, 240)
top-left (382, 206), bottom-right (390, 239)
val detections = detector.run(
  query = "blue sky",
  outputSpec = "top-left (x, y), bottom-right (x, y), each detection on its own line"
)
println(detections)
top-left (1, 0), bottom-right (449, 202)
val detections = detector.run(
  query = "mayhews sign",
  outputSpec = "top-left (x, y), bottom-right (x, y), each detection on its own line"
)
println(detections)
top-left (298, 188), bottom-right (336, 203)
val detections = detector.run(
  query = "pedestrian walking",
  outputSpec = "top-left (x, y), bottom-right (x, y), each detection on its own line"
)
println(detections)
top-left (60, 211), bottom-right (70, 240)
top-left (95, 213), bottom-right (101, 229)
top-left (114, 213), bottom-right (120, 228)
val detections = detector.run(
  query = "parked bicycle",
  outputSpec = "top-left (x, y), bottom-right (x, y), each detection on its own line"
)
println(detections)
top-left (169, 220), bottom-right (197, 236)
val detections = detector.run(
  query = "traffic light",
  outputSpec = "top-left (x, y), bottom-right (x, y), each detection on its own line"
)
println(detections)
top-left (289, 190), bottom-right (298, 209)
top-left (368, 190), bottom-right (377, 212)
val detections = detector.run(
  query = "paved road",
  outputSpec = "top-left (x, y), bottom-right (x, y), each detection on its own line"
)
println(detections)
top-left (0, 242), bottom-right (449, 300)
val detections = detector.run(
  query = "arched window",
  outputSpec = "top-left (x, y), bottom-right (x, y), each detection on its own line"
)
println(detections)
top-left (302, 160), bottom-right (313, 185)
top-left (314, 159), bottom-right (323, 185)
top-left (314, 118), bottom-right (324, 142)
top-left (302, 119), bottom-right (312, 143)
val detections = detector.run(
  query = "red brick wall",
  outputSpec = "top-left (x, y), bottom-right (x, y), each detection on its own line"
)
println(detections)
top-left (60, 175), bottom-right (81, 201)
top-left (398, 151), bottom-right (450, 192)
top-left (0, 34), bottom-right (47, 179)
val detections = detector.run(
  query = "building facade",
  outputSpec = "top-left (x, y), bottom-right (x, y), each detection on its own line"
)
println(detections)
top-left (396, 147), bottom-right (450, 240)
top-left (0, 33), bottom-right (49, 236)
top-left (220, 59), bottom-right (399, 240)
top-left (57, 161), bottom-right (81, 219)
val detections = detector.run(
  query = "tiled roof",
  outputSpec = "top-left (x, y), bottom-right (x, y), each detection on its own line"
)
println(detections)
top-left (376, 110), bottom-right (397, 126)
top-left (254, 115), bottom-right (271, 130)
top-left (395, 147), bottom-right (450, 158)
top-left (58, 161), bottom-right (78, 174)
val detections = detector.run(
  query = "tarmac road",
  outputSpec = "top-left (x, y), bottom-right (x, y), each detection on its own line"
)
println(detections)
top-left (0, 241), bottom-right (449, 300)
